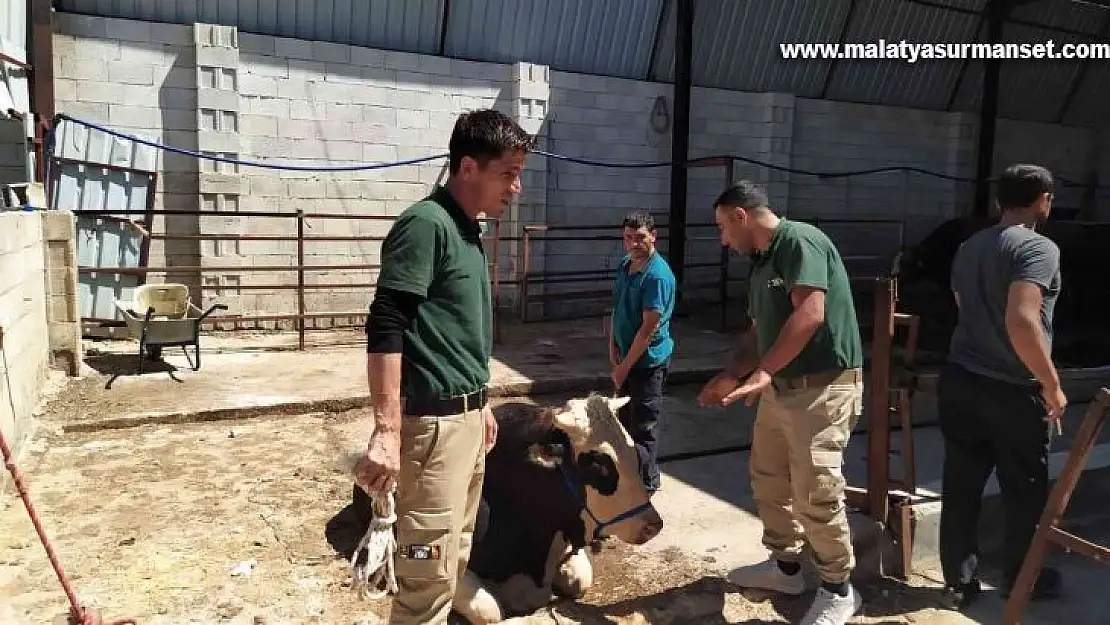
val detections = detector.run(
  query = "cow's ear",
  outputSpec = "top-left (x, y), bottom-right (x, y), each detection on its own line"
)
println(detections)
top-left (607, 396), bottom-right (631, 413)
top-left (528, 442), bottom-right (565, 468)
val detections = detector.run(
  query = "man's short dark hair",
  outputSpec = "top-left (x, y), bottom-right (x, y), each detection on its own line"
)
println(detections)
top-left (995, 164), bottom-right (1054, 211)
top-left (714, 180), bottom-right (769, 212)
top-left (448, 109), bottom-right (534, 174)
top-left (622, 211), bottom-right (655, 232)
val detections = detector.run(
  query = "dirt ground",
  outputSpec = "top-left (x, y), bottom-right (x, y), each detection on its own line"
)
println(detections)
top-left (0, 406), bottom-right (979, 625)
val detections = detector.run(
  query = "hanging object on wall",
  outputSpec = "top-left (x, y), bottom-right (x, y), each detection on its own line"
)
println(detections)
top-left (650, 96), bottom-right (671, 134)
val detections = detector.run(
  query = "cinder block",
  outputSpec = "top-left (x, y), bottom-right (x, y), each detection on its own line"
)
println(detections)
top-left (55, 13), bottom-right (109, 39)
top-left (197, 88), bottom-right (240, 112)
top-left (197, 130), bottom-right (241, 154)
top-left (246, 176), bottom-right (287, 197)
top-left (199, 174), bottom-right (246, 195)
top-left (274, 36), bottom-right (315, 61)
top-left (239, 74), bottom-right (278, 97)
top-left (196, 46), bottom-right (240, 69)
top-left (325, 103), bottom-right (363, 122)
top-left (108, 62), bottom-right (155, 85)
top-left (108, 104), bottom-right (161, 128)
top-left (351, 46), bottom-right (385, 67)
top-left (313, 41), bottom-right (351, 64)
top-left (119, 43), bottom-right (166, 66)
top-left (194, 23), bottom-right (238, 48)
top-left (40, 212), bottom-right (75, 242)
top-left (57, 58), bottom-right (108, 81)
top-left (244, 96), bottom-right (290, 118)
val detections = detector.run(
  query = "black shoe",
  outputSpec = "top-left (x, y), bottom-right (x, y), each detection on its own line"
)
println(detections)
top-left (1001, 567), bottom-right (1062, 601)
top-left (942, 579), bottom-right (982, 611)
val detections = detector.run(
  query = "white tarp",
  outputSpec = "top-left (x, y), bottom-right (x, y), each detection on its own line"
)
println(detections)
top-left (0, 0), bottom-right (30, 119)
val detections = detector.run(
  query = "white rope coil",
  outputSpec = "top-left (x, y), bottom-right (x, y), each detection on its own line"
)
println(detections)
top-left (351, 488), bottom-right (399, 600)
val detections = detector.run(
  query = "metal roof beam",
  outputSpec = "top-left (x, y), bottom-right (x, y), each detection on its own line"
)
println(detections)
top-left (1055, 10), bottom-right (1110, 123)
top-left (819, 0), bottom-right (859, 99)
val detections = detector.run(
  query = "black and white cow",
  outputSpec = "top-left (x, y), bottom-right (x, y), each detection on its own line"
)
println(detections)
top-left (454, 394), bottom-right (664, 623)
top-left (348, 393), bottom-right (663, 623)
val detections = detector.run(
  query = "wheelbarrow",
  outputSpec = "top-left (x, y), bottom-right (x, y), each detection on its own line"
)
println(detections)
top-left (114, 283), bottom-right (228, 374)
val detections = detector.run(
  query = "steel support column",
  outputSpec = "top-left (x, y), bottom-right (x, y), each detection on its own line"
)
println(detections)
top-left (973, 0), bottom-right (1008, 218)
top-left (30, 0), bottom-right (55, 184)
top-left (669, 0), bottom-right (694, 293)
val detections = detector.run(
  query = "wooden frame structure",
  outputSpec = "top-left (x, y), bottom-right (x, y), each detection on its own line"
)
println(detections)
top-left (1003, 388), bottom-right (1110, 624)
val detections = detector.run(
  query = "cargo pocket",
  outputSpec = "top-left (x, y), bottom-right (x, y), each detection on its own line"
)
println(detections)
top-left (395, 508), bottom-right (453, 582)
top-left (807, 450), bottom-right (846, 510)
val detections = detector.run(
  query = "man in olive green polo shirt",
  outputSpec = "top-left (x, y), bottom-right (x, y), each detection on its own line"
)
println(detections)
top-left (698, 181), bottom-right (864, 625)
top-left (354, 109), bottom-right (533, 625)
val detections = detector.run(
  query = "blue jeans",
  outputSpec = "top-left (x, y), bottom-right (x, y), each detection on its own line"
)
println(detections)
top-left (618, 361), bottom-right (669, 492)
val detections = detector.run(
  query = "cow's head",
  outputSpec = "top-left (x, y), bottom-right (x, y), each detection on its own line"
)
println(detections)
top-left (528, 394), bottom-right (664, 546)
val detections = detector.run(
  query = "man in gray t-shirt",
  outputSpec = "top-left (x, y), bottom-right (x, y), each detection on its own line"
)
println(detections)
top-left (948, 224), bottom-right (1061, 384)
top-left (937, 164), bottom-right (1067, 610)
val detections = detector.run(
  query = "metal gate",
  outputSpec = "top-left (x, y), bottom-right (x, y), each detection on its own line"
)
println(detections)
top-left (47, 117), bottom-right (158, 324)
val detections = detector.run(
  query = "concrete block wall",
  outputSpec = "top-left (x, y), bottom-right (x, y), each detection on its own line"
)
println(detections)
top-left (51, 12), bottom-right (1110, 323)
top-left (0, 212), bottom-right (50, 486)
top-left (0, 119), bottom-right (29, 186)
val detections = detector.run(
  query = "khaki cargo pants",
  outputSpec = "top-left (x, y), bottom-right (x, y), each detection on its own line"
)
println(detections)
top-left (749, 368), bottom-right (863, 584)
top-left (389, 402), bottom-right (487, 625)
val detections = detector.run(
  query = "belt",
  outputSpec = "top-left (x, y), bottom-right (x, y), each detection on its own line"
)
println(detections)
top-left (773, 368), bottom-right (862, 392)
top-left (404, 387), bottom-right (488, 417)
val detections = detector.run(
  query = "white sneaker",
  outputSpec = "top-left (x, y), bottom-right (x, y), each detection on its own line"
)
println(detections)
top-left (726, 559), bottom-right (806, 596)
top-left (800, 584), bottom-right (863, 625)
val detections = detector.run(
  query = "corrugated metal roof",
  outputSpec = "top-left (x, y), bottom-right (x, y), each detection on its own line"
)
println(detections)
top-left (653, 0), bottom-right (850, 96)
top-left (950, 19), bottom-right (1090, 122)
top-left (443, 0), bottom-right (664, 79)
top-left (1009, 0), bottom-right (1107, 35)
top-left (822, 0), bottom-right (982, 109)
top-left (56, 0), bottom-right (443, 54)
top-left (53, 0), bottom-right (1110, 127)
top-left (0, 0), bottom-right (29, 117)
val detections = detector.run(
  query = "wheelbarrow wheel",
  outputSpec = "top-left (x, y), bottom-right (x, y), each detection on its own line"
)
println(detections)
top-left (145, 344), bottom-right (163, 361)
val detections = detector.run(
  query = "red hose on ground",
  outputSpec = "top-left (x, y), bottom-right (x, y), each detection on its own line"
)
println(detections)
top-left (1, 330), bottom-right (136, 625)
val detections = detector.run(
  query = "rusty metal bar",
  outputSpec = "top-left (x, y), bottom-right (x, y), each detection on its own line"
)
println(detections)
top-left (198, 283), bottom-right (375, 290)
top-left (0, 52), bottom-right (31, 71)
top-left (50, 155), bottom-right (157, 177)
top-left (151, 234), bottom-right (384, 242)
top-left (302, 212), bottom-right (394, 220)
top-left (203, 312), bottom-right (369, 324)
top-left (520, 228), bottom-right (534, 321)
top-left (31, 0), bottom-right (54, 184)
top-left (297, 210), bottom-right (306, 351)
top-left (1003, 389), bottom-right (1110, 624)
top-left (490, 218), bottom-right (503, 344)
top-left (867, 277), bottom-right (896, 523)
top-left (79, 264), bottom-right (379, 274)
top-left (73, 208), bottom-right (299, 218)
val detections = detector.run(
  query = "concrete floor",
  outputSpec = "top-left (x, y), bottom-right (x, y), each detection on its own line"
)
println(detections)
top-left (3, 319), bottom-right (1110, 624)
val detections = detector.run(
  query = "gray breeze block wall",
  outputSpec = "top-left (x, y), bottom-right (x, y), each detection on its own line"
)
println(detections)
top-left (0, 212), bottom-right (49, 488)
top-left (51, 13), bottom-right (1110, 323)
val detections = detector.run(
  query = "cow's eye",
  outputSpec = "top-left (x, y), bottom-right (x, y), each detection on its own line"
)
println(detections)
top-left (576, 451), bottom-right (618, 496)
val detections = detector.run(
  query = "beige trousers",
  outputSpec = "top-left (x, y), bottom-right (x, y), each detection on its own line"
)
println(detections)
top-left (389, 404), bottom-right (487, 625)
top-left (749, 369), bottom-right (863, 584)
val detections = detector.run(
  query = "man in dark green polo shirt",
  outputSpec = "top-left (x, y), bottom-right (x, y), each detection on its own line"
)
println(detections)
top-left (354, 109), bottom-right (533, 625)
top-left (697, 181), bottom-right (864, 625)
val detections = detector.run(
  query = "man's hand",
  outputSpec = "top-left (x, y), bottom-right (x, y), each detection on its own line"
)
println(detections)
top-left (483, 405), bottom-right (499, 453)
top-left (1043, 382), bottom-right (1067, 424)
top-left (721, 367), bottom-right (772, 407)
top-left (698, 372), bottom-right (741, 407)
top-left (354, 427), bottom-right (401, 494)
top-left (611, 362), bottom-right (630, 392)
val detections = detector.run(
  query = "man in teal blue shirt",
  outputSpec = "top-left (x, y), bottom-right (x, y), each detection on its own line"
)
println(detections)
top-left (610, 211), bottom-right (677, 493)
